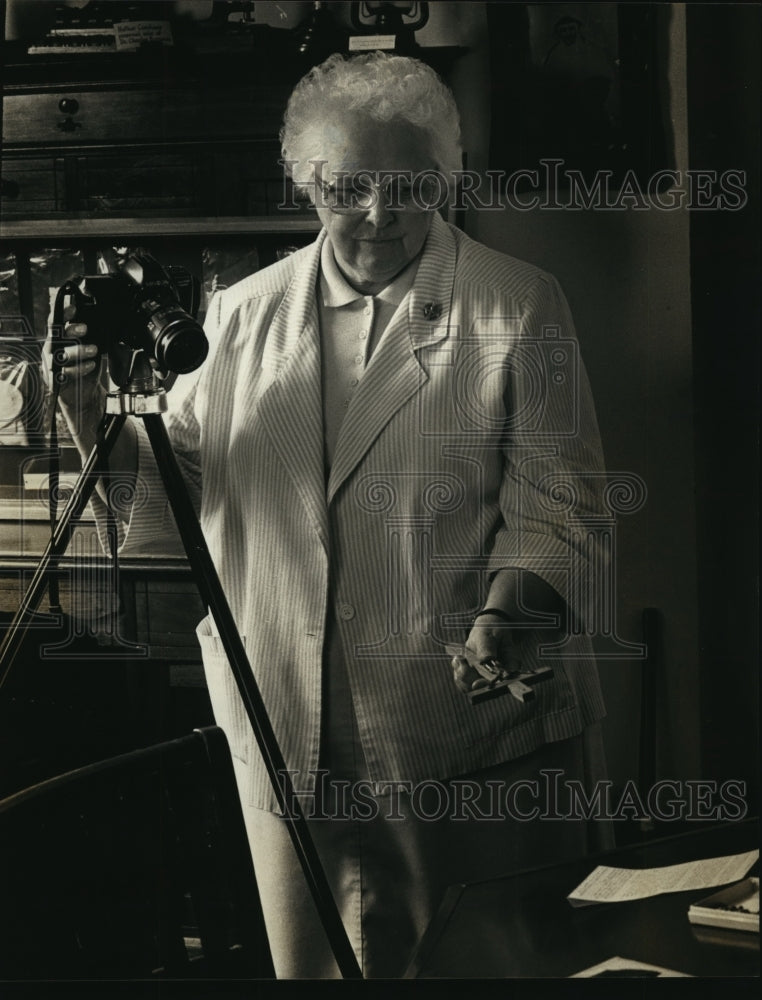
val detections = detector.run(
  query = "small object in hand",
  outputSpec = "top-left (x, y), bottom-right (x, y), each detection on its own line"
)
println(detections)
top-left (447, 644), bottom-right (554, 705)
top-left (473, 674), bottom-right (536, 705)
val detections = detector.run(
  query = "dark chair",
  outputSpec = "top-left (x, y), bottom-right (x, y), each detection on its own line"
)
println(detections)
top-left (0, 726), bottom-right (275, 980)
top-left (0, 610), bottom-right (167, 799)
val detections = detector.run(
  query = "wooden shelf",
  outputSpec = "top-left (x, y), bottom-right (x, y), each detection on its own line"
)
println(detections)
top-left (0, 554), bottom-right (192, 574)
top-left (0, 215), bottom-right (322, 240)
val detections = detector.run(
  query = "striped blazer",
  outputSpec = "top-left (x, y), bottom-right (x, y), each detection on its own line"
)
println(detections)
top-left (122, 213), bottom-right (608, 811)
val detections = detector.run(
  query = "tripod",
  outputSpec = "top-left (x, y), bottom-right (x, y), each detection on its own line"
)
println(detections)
top-left (0, 376), bottom-right (363, 980)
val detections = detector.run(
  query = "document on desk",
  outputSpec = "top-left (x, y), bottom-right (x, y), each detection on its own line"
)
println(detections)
top-left (567, 849), bottom-right (759, 907)
top-left (571, 956), bottom-right (692, 977)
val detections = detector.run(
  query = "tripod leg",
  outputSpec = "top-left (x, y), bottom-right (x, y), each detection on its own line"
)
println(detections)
top-left (0, 413), bottom-right (127, 691)
top-left (141, 413), bottom-right (362, 980)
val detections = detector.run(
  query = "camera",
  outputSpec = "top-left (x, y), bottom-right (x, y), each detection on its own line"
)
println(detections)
top-left (64, 250), bottom-right (208, 382)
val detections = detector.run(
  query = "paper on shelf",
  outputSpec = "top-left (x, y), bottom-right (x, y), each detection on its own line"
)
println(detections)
top-left (567, 849), bottom-right (759, 907)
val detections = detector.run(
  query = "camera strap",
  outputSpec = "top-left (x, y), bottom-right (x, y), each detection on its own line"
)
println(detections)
top-left (48, 284), bottom-right (119, 612)
top-left (47, 283), bottom-right (78, 617)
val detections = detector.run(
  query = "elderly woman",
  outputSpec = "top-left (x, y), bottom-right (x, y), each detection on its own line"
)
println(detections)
top-left (55, 53), bottom-right (611, 979)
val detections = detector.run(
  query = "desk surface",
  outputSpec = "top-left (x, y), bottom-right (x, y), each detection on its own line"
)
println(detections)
top-left (408, 819), bottom-right (760, 979)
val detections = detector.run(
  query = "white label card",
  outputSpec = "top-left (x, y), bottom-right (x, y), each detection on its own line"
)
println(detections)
top-left (115, 21), bottom-right (174, 51)
top-left (349, 35), bottom-right (396, 51)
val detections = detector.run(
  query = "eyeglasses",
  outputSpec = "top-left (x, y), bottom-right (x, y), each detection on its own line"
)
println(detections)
top-left (314, 171), bottom-right (446, 215)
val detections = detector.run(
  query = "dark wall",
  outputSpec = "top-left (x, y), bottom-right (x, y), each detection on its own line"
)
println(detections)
top-left (462, 5), bottom-right (700, 788)
top-left (687, 3), bottom-right (760, 807)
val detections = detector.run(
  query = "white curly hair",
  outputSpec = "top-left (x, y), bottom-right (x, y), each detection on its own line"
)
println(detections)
top-left (280, 51), bottom-right (463, 192)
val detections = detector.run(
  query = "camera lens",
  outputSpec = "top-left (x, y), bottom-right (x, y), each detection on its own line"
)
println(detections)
top-left (149, 308), bottom-right (209, 374)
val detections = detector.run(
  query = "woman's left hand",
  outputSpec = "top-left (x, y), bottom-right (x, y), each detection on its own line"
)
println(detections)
top-left (451, 613), bottom-right (525, 694)
top-left (451, 570), bottom-right (568, 695)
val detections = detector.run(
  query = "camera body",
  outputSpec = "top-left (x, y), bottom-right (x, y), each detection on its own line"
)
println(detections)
top-left (67, 251), bottom-right (208, 383)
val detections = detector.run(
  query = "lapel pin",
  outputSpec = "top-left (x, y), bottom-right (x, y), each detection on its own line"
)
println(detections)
top-left (422, 302), bottom-right (441, 321)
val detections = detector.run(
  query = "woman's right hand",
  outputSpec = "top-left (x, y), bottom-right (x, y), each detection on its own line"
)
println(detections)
top-left (43, 317), bottom-right (104, 430)
top-left (42, 312), bottom-right (139, 514)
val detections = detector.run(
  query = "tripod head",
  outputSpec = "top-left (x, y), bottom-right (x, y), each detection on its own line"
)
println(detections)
top-left (104, 352), bottom-right (169, 417)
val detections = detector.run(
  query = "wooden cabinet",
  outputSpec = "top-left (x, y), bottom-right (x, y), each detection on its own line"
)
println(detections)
top-left (1, 78), bottom-right (303, 221)
top-left (3, 100), bottom-right (306, 223)
top-left (2, 82), bottom-right (287, 145)
top-left (2, 143), bottom-right (296, 220)
top-left (0, 31), bottom-right (321, 231)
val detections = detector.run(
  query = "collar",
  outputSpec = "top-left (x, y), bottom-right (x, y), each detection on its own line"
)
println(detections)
top-left (319, 237), bottom-right (421, 308)
top-left (263, 214), bottom-right (457, 375)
